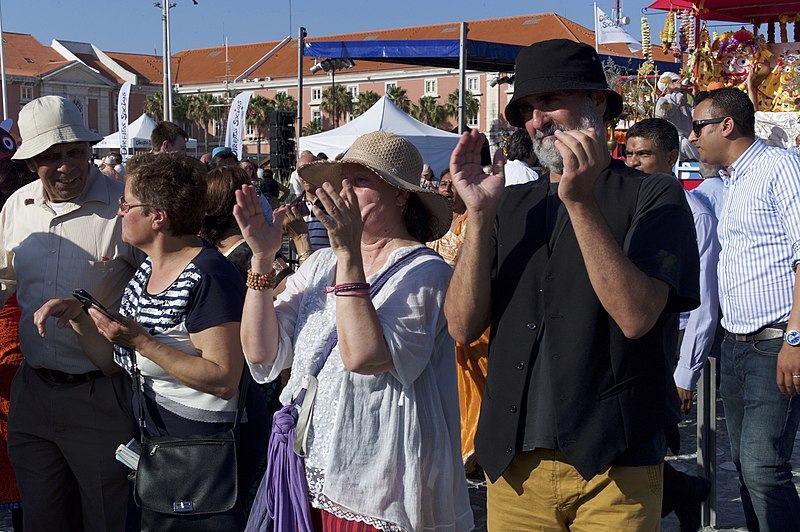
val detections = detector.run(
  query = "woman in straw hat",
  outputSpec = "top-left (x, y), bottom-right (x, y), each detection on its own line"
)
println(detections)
top-left (236, 131), bottom-right (473, 531)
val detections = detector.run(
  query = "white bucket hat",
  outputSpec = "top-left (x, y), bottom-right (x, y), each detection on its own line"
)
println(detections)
top-left (298, 131), bottom-right (453, 241)
top-left (12, 96), bottom-right (102, 160)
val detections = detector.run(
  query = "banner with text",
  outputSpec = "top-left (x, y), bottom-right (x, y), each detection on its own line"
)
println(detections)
top-left (117, 82), bottom-right (132, 163)
top-left (225, 91), bottom-right (253, 159)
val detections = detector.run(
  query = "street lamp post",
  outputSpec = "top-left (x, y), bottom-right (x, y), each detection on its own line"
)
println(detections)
top-left (155, 1), bottom-right (177, 122)
top-left (309, 58), bottom-right (354, 130)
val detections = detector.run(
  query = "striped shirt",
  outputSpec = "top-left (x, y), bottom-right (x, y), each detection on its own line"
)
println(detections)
top-left (295, 193), bottom-right (330, 251)
top-left (114, 246), bottom-right (245, 425)
top-left (718, 139), bottom-right (800, 333)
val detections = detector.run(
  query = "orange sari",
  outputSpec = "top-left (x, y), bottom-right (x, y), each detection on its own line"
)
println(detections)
top-left (429, 214), bottom-right (489, 471)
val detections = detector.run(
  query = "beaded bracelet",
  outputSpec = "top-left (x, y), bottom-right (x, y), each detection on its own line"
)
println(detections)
top-left (323, 282), bottom-right (371, 297)
top-left (297, 250), bottom-right (313, 263)
top-left (246, 269), bottom-right (276, 291)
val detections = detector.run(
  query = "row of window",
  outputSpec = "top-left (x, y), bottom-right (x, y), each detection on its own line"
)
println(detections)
top-left (308, 75), bottom-right (482, 102)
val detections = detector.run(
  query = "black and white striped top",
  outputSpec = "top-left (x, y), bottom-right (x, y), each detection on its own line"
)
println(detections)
top-left (114, 245), bottom-right (245, 426)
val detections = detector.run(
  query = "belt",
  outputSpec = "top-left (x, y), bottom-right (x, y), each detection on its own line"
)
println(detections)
top-left (33, 367), bottom-right (105, 384)
top-left (731, 322), bottom-right (788, 342)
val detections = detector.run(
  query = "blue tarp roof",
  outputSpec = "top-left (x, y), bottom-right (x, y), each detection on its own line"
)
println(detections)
top-left (304, 39), bottom-right (676, 75)
top-left (304, 39), bottom-right (521, 72)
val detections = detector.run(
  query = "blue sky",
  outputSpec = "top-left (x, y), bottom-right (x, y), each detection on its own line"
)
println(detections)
top-left (2, 1), bottom-right (742, 54)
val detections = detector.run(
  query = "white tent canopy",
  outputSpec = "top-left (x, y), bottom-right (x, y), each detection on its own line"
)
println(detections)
top-left (299, 96), bottom-right (460, 177)
top-left (94, 114), bottom-right (197, 150)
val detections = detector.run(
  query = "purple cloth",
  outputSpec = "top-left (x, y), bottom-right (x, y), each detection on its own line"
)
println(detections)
top-left (245, 405), bottom-right (312, 532)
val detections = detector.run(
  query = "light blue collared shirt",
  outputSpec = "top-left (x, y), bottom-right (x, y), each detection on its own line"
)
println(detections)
top-left (718, 139), bottom-right (800, 333)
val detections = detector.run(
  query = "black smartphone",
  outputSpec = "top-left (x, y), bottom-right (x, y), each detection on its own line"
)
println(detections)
top-left (72, 289), bottom-right (120, 322)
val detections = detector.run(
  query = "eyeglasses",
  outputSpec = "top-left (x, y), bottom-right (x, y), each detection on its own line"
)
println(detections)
top-left (692, 117), bottom-right (728, 137)
top-left (118, 196), bottom-right (151, 214)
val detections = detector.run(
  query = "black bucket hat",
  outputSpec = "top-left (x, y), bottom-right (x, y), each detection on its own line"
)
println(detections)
top-left (504, 39), bottom-right (624, 128)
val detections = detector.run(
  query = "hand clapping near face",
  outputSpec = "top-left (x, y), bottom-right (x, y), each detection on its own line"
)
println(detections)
top-left (449, 129), bottom-right (505, 216)
top-left (554, 127), bottom-right (609, 205)
top-left (233, 184), bottom-right (286, 259)
top-left (313, 180), bottom-right (363, 256)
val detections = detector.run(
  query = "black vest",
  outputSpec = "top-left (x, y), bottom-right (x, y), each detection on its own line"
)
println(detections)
top-left (476, 161), bottom-right (699, 481)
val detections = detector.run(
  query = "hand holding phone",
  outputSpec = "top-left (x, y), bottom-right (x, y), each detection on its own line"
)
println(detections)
top-left (72, 289), bottom-right (120, 322)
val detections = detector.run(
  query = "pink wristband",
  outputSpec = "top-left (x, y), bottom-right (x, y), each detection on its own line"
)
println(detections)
top-left (324, 282), bottom-right (371, 296)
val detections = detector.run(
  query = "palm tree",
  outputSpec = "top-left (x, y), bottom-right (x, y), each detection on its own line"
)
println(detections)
top-left (444, 89), bottom-right (479, 123)
top-left (247, 95), bottom-right (275, 139)
top-left (352, 90), bottom-right (380, 117)
top-left (143, 91), bottom-right (164, 122)
top-left (186, 94), bottom-right (217, 152)
top-left (302, 121), bottom-right (322, 136)
top-left (386, 86), bottom-right (411, 113)
top-left (412, 96), bottom-right (445, 127)
top-left (273, 92), bottom-right (297, 112)
top-left (172, 94), bottom-right (192, 133)
top-left (319, 84), bottom-right (353, 129)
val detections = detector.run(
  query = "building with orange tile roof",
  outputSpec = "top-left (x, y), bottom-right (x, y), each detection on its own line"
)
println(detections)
top-left (0, 12), bottom-right (663, 157)
top-left (167, 12), bottom-right (661, 156)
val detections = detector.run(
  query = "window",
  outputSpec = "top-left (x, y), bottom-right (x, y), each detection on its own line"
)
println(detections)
top-left (467, 76), bottom-right (480, 93)
top-left (385, 82), bottom-right (397, 92)
top-left (246, 123), bottom-right (255, 138)
top-left (311, 88), bottom-right (322, 101)
top-left (467, 108), bottom-right (479, 128)
top-left (20, 85), bottom-right (33, 101)
top-left (312, 110), bottom-right (321, 125)
top-left (346, 85), bottom-right (359, 99)
top-left (424, 79), bottom-right (437, 96)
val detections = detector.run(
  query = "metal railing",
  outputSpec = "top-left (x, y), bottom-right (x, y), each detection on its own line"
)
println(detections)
top-left (696, 356), bottom-right (718, 528)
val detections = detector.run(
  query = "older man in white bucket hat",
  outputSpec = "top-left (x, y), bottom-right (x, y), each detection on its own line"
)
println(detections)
top-left (0, 95), bottom-right (142, 531)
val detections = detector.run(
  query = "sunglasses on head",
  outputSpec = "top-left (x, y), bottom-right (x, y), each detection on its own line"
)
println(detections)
top-left (692, 117), bottom-right (730, 137)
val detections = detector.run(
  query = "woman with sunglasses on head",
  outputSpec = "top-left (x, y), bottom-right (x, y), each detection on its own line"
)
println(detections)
top-left (237, 132), bottom-right (473, 531)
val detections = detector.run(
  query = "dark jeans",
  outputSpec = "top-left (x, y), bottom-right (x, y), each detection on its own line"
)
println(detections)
top-left (720, 334), bottom-right (800, 531)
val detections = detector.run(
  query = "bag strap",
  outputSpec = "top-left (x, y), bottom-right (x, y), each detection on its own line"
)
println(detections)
top-left (291, 246), bottom-right (438, 456)
top-left (131, 348), bottom-right (250, 440)
top-left (293, 245), bottom-right (437, 406)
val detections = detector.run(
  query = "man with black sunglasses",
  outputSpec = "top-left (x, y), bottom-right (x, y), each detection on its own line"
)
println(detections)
top-left (690, 87), bottom-right (800, 530)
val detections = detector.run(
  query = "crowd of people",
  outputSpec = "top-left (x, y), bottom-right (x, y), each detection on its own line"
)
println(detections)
top-left (0, 37), bottom-right (799, 532)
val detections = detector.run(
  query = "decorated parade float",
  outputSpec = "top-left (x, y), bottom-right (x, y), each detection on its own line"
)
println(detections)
top-left (643, 0), bottom-right (800, 148)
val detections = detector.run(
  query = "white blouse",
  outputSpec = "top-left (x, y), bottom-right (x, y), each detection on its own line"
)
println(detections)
top-left (247, 245), bottom-right (473, 531)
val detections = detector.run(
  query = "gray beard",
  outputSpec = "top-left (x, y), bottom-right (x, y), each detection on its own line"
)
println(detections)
top-left (531, 104), bottom-right (604, 174)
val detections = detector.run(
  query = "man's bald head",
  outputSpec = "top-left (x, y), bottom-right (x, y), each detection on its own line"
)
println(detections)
top-left (297, 151), bottom-right (317, 169)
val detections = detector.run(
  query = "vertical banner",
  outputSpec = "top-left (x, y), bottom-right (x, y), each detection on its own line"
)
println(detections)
top-left (225, 91), bottom-right (253, 159)
top-left (117, 82), bottom-right (132, 163)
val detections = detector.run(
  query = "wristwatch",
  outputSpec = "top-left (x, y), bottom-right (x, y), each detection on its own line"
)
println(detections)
top-left (785, 330), bottom-right (800, 346)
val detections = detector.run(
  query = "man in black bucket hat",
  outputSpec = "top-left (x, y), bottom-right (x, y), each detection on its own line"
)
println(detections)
top-left (445, 39), bottom-right (700, 529)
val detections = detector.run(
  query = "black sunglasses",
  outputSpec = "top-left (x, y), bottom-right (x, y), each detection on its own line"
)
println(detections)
top-left (692, 117), bottom-right (728, 137)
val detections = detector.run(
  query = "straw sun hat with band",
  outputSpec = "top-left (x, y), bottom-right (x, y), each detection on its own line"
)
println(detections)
top-left (298, 131), bottom-right (452, 241)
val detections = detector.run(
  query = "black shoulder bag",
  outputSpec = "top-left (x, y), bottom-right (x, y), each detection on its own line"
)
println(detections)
top-left (131, 352), bottom-right (249, 532)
